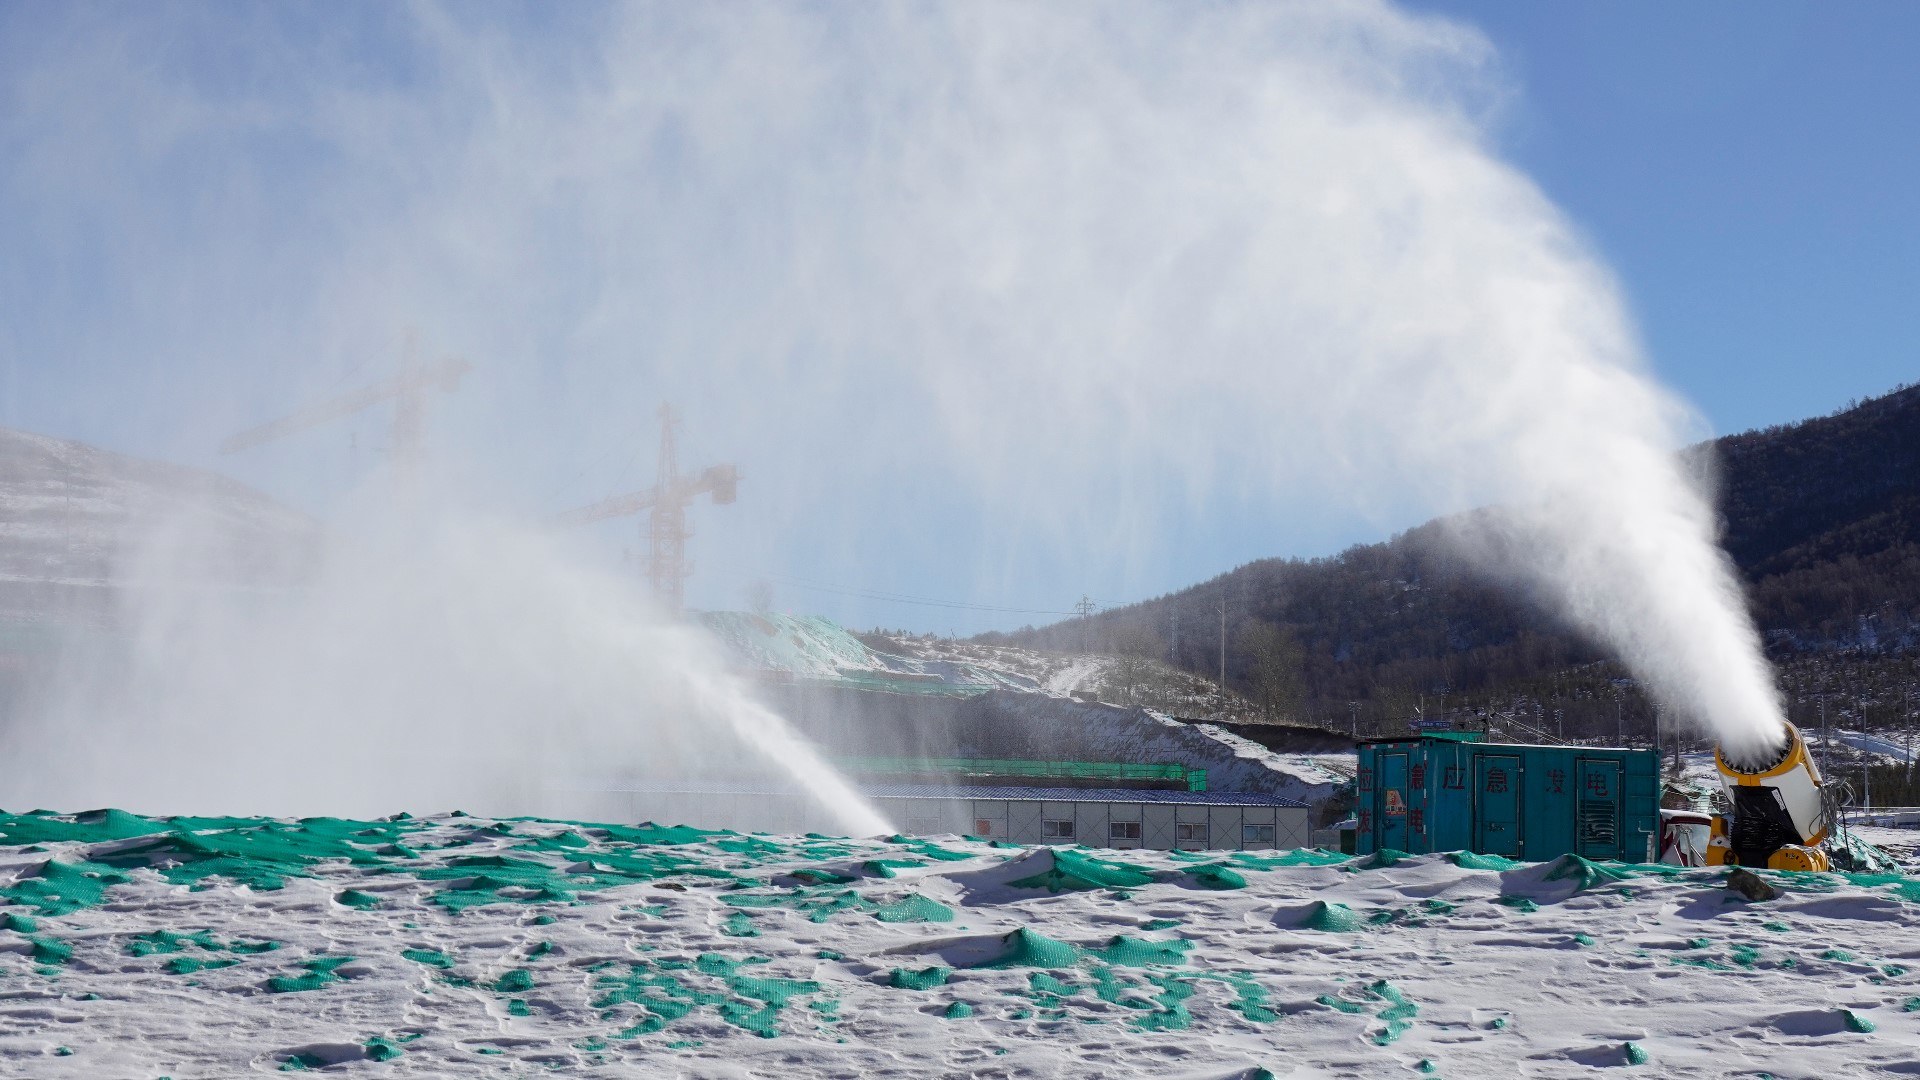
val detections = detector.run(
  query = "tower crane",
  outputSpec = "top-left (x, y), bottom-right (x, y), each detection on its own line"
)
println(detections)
top-left (219, 356), bottom-right (471, 481)
top-left (554, 404), bottom-right (737, 615)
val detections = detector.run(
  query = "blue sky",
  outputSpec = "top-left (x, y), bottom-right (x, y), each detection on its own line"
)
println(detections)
top-left (1, 3), bottom-right (1915, 634)
top-left (1411, 0), bottom-right (1919, 433)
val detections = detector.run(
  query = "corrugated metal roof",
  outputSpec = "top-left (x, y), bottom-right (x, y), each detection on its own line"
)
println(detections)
top-left (862, 784), bottom-right (1308, 808)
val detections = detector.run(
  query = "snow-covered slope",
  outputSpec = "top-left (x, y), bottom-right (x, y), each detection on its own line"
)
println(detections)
top-left (0, 427), bottom-right (317, 609)
top-left (7, 808), bottom-right (1920, 1078)
top-left (697, 615), bottom-right (1355, 809)
top-left (698, 612), bottom-right (1040, 694)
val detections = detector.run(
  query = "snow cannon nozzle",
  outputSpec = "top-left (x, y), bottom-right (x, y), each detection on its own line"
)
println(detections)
top-left (1715, 721), bottom-right (1803, 777)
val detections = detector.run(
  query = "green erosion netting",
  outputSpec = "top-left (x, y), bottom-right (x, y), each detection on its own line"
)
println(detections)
top-left (1090, 935), bottom-right (1192, 967)
top-left (1317, 979), bottom-right (1419, 1045)
top-left (126, 929), bottom-right (221, 955)
top-left (887, 838), bottom-right (975, 862)
top-left (1, 859), bottom-right (133, 915)
top-left (592, 952), bottom-right (826, 1039)
top-left (1006, 848), bottom-right (1156, 892)
top-left (167, 956), bottom-right (238, 975)
top-left (861, 859), bottom-right (926, 879)
top-left (10, 809), bottom-right (1763, 1055)
top-left (493, 969), bottom-right (535, 993)
top-left (873, 894), bottom-right (954, 923)
top-left (267, 955), bottom-right (357, 994)
top-left (1299, 901), bottom-right (1360, 933)
top-left (1185, 863), bottom-right (1248, 890)
top-left (401, 949), bottom-right (454, 969)
top-left (725, 886), bottom-right (878, 923)
top-left (0, 809), bottom-right (169, 845)
top-left (889, 965), bottom-right (951, 990)
top-left (28, 936), bottom-right (73, 964)
top-left (1228, 849), bottom-right (1349, 869)
top-left (1538, 855), bottom-right (1635, 894)
top-left (1449, 851), bottom-right (1522, 871)
top-left (977, 928), bottom-right (1082, 969)
top-left (1840, 872), bottom-right (1920, 905)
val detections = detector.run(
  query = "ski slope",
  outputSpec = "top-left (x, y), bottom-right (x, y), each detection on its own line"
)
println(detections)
top-left (6, 808), bottom-right (1920, 1077)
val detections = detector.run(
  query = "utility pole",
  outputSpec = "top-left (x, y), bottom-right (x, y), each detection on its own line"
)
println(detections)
top-left (1896, 687), bottom-right (1912, 780)
top-left (1615, 691), bottom-right (1624, 746)
top-left (1218, 590), bottom-right (1229, 698)
top-left (1349, 700), bottom-right (1359, 738)
top-left (1074, 595), bottom-right (1096, 654)
top-left (1820, 692), bottom-right (1830, 768)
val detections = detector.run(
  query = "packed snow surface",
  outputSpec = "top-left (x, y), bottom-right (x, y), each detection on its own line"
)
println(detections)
top-left (7, 809), bottom-right (1920, 1077)
top-left (696, 613), bottom-right (1040, 694)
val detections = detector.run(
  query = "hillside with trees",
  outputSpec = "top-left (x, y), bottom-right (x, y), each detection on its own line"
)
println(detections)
top-left (982, 383), bottom-right (1920, 739)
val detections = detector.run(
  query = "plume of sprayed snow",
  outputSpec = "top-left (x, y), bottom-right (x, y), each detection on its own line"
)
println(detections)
top-left (2, 492), bottom-right (893, 833)
top-left (0, 0), bottom-right (1787, 779)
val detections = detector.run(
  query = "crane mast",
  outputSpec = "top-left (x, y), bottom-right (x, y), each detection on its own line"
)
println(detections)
top-left (554, 404), bottom-right (737, 615)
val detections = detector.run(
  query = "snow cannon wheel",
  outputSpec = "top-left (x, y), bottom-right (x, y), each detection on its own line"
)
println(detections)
top-left (1766, 844), bottom-right (1828, 873)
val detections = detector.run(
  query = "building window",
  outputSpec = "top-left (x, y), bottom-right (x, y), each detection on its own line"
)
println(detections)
top-left (1243, 823), bottom-right (1276, 846)
top-left (1110, 821), bottom-right (1142, 842)
top-left (974, 819), bottom-right (994, 837)
top-left (1176, 822), bottom-right (1208, 846)
top-left (1041, 819), bottom-right (1076, 840)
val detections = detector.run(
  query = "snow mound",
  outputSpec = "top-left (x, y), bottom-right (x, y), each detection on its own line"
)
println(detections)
top-left (9, 807), bottom-right (1920, 1077)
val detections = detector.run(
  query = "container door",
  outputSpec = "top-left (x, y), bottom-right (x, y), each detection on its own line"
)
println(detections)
top-left (1576, 759), bottom-right (1623, 861)
top-left (1377, 753), bottom-right (1409, 852)
top-left (1474, 755), bottom-right (1521, 857)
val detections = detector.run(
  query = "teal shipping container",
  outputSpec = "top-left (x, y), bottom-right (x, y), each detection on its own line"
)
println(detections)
top-left (1355, 734), bottom-right (1660, 863)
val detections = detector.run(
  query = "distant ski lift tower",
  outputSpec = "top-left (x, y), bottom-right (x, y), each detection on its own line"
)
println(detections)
top-left (220, 355), bottom-right (471, 487)
top-left (554, 404), bottom-right (738, 615)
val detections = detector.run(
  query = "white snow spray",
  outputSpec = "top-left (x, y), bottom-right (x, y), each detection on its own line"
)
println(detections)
top-left (0, 0), bottom-right (1787, 804)
top-left (0, 495), bottom-right (892, 833)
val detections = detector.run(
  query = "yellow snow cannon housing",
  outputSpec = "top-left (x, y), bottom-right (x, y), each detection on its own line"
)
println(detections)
top-left (1710, 722), bottom-right (1830, 872)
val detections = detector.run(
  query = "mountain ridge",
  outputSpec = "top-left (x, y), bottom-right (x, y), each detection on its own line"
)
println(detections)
top-left (984, 383), bottom-right (1920, 729)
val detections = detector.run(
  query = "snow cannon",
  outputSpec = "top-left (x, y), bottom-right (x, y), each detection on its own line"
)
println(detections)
top-left (1708, 721), bottom-right (1830, 872)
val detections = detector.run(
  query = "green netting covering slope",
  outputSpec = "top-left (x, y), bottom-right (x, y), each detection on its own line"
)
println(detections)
top-left (1006, 848), bottom-right (1156, 892)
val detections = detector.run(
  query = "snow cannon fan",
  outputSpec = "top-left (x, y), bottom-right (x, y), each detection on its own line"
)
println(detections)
top-left (1709, 721), bottom-right (1831, 872)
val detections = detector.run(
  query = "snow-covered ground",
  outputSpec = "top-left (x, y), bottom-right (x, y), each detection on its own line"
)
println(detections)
top-left (8, 808), bottom-right (1920, 1077)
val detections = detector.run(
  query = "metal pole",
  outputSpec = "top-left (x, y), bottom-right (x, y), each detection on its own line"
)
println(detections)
top-left (1653, 702), bottom-right (1663, 779)
top-left (1218, 592), bottom-right (1227, 696)
top-left (1896, 687), bottom-right (1912, 780)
